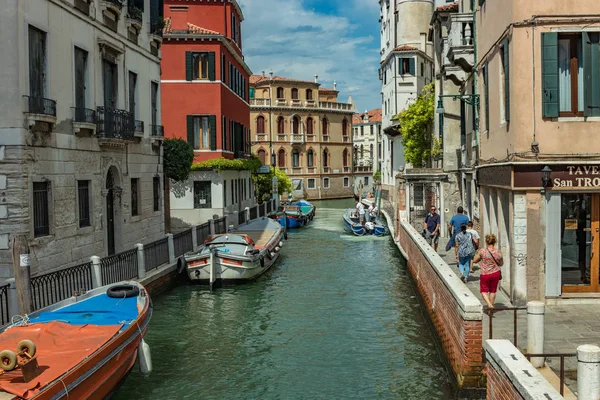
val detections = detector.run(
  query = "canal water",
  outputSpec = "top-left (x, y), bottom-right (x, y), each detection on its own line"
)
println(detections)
top-left (115, 199), bottom-right (453, 399)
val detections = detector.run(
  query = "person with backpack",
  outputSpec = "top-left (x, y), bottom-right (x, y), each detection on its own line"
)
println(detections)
top-left (467, 221), bottom-right (480, 250)
top-left (455, 224), bottom-right (476, 283)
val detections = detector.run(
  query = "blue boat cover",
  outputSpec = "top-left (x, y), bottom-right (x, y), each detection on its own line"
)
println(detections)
top-left (31, 294), bottom-right (139, 327)
top-left (294, 200), bottom-right (311, 206)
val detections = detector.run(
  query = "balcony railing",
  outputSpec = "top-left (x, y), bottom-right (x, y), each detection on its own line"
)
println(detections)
top-left (24, 96), bottom-right (56, 117)
top-left (105, 0), bottom-right (123, 7)
top-left (96, 106), bottom-right (135, 140)
top-left (150, 124), bottom-right (164, 137)
top-left (72, 107), bottom-right (96, 124)
top-left (135, 120), bottom-right (144, 133)
top-left (305, 100), bottom-right (316, 107)
top-left (249, 98), bottom-right (354, 112)
top-left (250, 99), bottom-right (271, 106)
top-left (290, 99), bottom-right (302, 107)
top-left (290, 134), bottom-right (304, 144)
top-left (255, 133), bottom-right (268, 141)
top-left (276, 99), bottom-right (287, 106)
top-left (319, 101), bottom-right (353, 111)
top-left (447, 13), bottom-right (475, 72)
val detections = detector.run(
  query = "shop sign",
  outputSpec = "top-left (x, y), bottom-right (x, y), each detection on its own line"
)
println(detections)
top-left (514, 165), bottom-right (600, 189)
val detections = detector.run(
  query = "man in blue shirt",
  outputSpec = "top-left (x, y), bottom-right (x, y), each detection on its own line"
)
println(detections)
top-left (446, 206), bottom-right (469, 259)
top-left (423, 206), bottom-right (441, 251)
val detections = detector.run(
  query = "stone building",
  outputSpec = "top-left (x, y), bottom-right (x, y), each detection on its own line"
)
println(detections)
top-left (250, 73), bottom-right (357, 200)
top-left (0, 0), bottom-right (166, 278)
top-left (352, 109), bottom-right (382, 195)
top-left (476, 0), bottom-right (600, 304)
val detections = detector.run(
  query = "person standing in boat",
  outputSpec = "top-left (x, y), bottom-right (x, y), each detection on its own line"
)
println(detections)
top-left (367, 203), bottom-right (374, 221)
top-left (355, 198), bottom-right (366, 226)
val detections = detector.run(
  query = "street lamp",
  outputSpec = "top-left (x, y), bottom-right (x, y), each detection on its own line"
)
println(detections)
top-left (541, 166), bottom-right (552, 188)
top-left (435, 99), bottom-right (445, 114)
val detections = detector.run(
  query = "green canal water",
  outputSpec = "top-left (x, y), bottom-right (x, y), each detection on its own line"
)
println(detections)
top-left (115, 199), bottom-right (453, 399)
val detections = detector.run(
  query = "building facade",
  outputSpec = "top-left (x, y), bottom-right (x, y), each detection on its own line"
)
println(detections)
top-left (162, 0), bottom-right (255, 227)
top-left (250, 73), bottom-right (356, 200)
top-left (476, 0), bottom-right (600, 304)
top-left (352, 109), bottom-right (382, 195)
top-left (0, 0), bottom-right (166, 278)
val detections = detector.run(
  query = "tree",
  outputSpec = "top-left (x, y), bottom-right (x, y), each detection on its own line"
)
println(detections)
top-left (394, 83), bottom-right (435, 167)
top-left (163, 138), bottom-right (194, 182)
top-left (252, 167), bottom-right (292, 203)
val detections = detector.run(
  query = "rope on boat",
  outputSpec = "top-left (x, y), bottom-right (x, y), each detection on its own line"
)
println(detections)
top-left (11, 314), bottom-right (31, 326)
top-left (58, 377), bottom-right (69, 399)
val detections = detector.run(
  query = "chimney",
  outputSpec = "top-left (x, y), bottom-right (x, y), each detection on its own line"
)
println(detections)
top-left (314, 74), bottom-right (318, 83)
top-left (269, 71), bottom-right (273, 80)
top-left (261, 71), bottom-right (265, 78)
top-left (333, 81), bottom-right (337, 90)
top-left (420, 32), bottom-right (427, 52)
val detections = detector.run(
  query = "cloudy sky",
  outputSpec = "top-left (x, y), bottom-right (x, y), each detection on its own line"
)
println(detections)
top-left (240, 0), bottom-right (382, 113)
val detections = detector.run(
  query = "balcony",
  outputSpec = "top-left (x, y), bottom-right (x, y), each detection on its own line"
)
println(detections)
top-left (290, 99), bottom-right (302, 107)
top-left (96, 106), bottom-right (135, 145)
top-left (342, 135), bottom-right (350, 143)
top-left (276, 134), bottom-right (287, 141)
top-left (446, 13), bottom-right (475, 79)
top-left (307, 167), bottom-right (316, 174)
top-left (72, 107), bottom-right (97, 134)
top-left (276, 98), bottom-right (287, 106)
top-left (134, 120), bottom-right (144, 136)
top-left (23, 95), bottom-right (57, 130)
top-left (290, 134), bottom-right (304, 144)
top-left (126, 3), bottom-right (143, 31)
top-left (250, 99), bottom-right (271, 107)
top-left (354, 165), bottom-right (373, 173)
top-left (150, 124), bottom-right (164, 138)
top-left (291, 167), bottom-right (303, 175)
top-left (305, 100), bottom-right (316, 107)
top-left (319, 101), bottom-right (354, 111)
top-left (322, 135), bottom-right (330, 142)
top-left (306, 135), bottom-right (316, 142)
top-left (323, 167), bottom-right (331, 173)
top-left (101, 0), bottom-right (123, 13)
top-left (235, 151), bottom-right (249, 159)
top-left (74, 0), bottom-right (91, 15)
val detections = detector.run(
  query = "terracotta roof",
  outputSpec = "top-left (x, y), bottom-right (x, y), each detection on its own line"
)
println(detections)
top-left (436, 2), bottom-right (458, 12)
top-left (163, 17), bottom-right (172, 34)
top-left (352, 108), bottom-right (382, 125)
top-left (394, 45), bottom-right (418, 52)
top-left (250, 74), bottom-right (317, 85)
top-left (319, 88), bottom-right (339, 94)
top-left (162, 18), bottom-right (220, 35)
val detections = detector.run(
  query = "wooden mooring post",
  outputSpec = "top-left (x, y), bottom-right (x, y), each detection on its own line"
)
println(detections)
top-left (11, 234), bottom-right (33, 315)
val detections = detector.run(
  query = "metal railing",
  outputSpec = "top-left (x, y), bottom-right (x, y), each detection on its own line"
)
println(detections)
top-left (143, 237), bottom-right (169, 271)
top-left (72, 107), bottom-right (96, 124)
top-left (487, 306), bottom-right (527, 347)
top-left (524, 353), bottom-right (576, 396)
top-left (150, 20), bottom-right (164, 36)
top-left (214, 217), bottom-right (227, 234)
top-left (173, 229), bottom-right (193, 257)
top-left (259, 204), bottom-right (266, 218)
top-left (250, 206), bottom-right (258, 220)
top-left (30, 262), bottom-right (93, 311)
top-left (96, 106), bottom-right (135, 140)
top-left (150, 124), bottom-right (164, 137)
top-left (24, 95), bottom-right (57, 117)
top-left (238, 210), bottom-right (247, 225)
top-left (196, 222), bottom-right (211, 245)
top-left (267, 201), bottom-right (273, 214)
top-left (101, 249), bottom-right (138, 286)
top-left (0, 284), bottom-right (10, 325)
top-left (134, 120), bottom-right (144, 133)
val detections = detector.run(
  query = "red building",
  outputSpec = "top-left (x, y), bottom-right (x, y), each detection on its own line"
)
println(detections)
top-left (162, 0), bottom-right (251, 162)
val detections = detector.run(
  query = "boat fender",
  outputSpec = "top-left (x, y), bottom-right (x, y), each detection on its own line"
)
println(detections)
top-left (283, 231), bottom-right (288, 240)
top-left (138, 339), bottom-right (153, 375)
top-left (260, 255), bottom-right (265, 269)
top-left (270, 252), bottom-right (276, 259)
top-left (275, 246), bottom-right (280, 253)
top-left (107, 284), bottom-right (140, 298)
top-left (279, 241), bottom-right (283, 247)
top-left (176, 258), bottom-right (187, 274)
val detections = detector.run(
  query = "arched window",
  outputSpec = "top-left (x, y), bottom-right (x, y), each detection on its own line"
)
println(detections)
top-left (322, 117), bottom-right (328, 136)
top-left (277, 117), bottom-right (285, 134)
top-left (360, 144), bottom-right (364, 159)
top-left (307, 149), bottom-right (314, 167)
top-left (306, 117), bottom-right (313, 135)
top-left (277, 87), bottom-right (284, 98)
top-left (291, 88), bottom-right (299, 100)
top-left (256, 116), bottom-right (265, 133)
top-left (292, 149), bottom-right (300, 167)
top-left (292, 116), bottom-right (300, 134)
top-left (258, 149), bottom-right (266, 165)
top-left (343, 149), bottom-right (348, 167)
top-left (323, 150), bottom-right (329, 167)
top-left (342, 119), bottom-right (348, 137)
top-left (306, 89), bottom-right (313, 100)
top-left (278, 149), bottom-right (285, 168)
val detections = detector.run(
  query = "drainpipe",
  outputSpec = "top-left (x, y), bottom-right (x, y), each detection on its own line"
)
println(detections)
top-left (472, 0), bottom-right (479, 153)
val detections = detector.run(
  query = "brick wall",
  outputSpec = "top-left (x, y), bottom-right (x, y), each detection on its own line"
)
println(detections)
top-left (486, 357), bottom-right (524, 400)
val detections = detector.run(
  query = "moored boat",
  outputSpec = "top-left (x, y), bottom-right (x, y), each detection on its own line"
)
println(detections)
top-left (343, 208), bottom-right (366, 236)
top-left (270, 205), bottom-right (307, 229)
top-left (181, 217), bottom-right (286, 285)
top-left (0, 281), bottom-right (151, 400)
top-left (292, 200), bottom-right (316, 221)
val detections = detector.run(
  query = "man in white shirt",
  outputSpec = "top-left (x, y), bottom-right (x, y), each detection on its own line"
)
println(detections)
top-left (355, 198), bottom-right (366, 226)
top-left (367, 204), bottom-right (374, 221)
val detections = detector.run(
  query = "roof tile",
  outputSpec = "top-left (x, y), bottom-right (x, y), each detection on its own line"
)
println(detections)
top-left (353, 108), bottom-right (382, 124)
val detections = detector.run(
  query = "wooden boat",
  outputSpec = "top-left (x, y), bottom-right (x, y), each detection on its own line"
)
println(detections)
top-left (292, 200), bottom-right (316, 221)
top-left (182, 217), bottom-right (286, 286)
top-left (270, 205), bottom-right (306, 229)
top-left (0, 281), bottom-right (152, 400)
top-left (343, 208), bottom-right (366, 236)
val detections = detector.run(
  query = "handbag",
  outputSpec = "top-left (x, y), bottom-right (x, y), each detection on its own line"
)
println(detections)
top-left (487, 248), bottom-right (502, 280)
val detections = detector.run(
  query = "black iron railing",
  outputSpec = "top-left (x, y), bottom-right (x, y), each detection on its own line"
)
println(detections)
top-left (267, 201), bottom-right (273, 214)
top-left (487, 306), bottom-right (527, 347)
top-left (150, 20), bottom-right (164, 36)
top-left (72, 107), bottom-right (96, 124)
top-left (24, 95), bottom-right (57, 117)
top-left (173, 229), bottom-right (193, 257)
top-left (524, 353), bottom-right (576, 396)
top-left (144, 237), bottom-right (169, 271)
top-left (134, 120), bottom-right (144, 133)
top-left (0, 284), bottom-right (10, 325)
top-left (250, 206), bottom-right (258, 220)
top-left (259, 204), bottom-right (265, 218)
top-left (215, 217), bottom-right (227, 234)
top-left (30, 262), bottom-right (93, 311)
top-left (96, 106), bottom-right (135, 140)
top-left (150, 124), bottom-right (164, 137)
top-left (238, 211), bottom-right (247, 225)
top-left (101, 248), bottom-right (138, 285)
top-left (127, 5), bottom-right (143, 22)
top-left (196, 222), bottom-right (211, 245)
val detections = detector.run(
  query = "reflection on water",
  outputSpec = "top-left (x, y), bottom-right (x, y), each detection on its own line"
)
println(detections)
top-left (115, 199), bottom-right (453, 400)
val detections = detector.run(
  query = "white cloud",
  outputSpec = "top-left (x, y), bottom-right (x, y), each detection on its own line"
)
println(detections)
top-left (240, 0), bottom-right (382, 112)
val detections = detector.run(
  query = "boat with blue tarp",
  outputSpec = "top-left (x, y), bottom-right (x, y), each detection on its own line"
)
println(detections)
top-left (270, 205), bottom-right (307, 229)
top-left (292, 200), bottom-right (316, 221)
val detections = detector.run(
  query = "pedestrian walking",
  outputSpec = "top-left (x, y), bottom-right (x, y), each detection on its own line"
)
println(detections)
top-left (472, 233), bottom-right (503, 309)
top-left (467, 221), bottom-right (480, 250)
top-left (446, 206), bottom-right (469, 259)
top-left (455, 224), bottom-right (476, 283)
top-left (423, 206), bottom-right (441, 252)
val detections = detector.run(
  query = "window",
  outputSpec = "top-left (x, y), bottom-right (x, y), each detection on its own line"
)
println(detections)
top-left (192, 52), bottom-right (209, 80)
top-left (291, 88), bottom-right (299, 99)
top-left (306, 117), bottom-right (313, 135)
top-left (370, 125), bottom-right (374, 135)
top-left (559, 35), bottom-right (584, 115)
top-left (277, 87), bottom-right (284, 98)
top-left (420, 62), bottom-right (424, 77)
top-left (102, 59), bottom-right (118, 108)
top-left (153, 177), bottom-right (160, 212)
top-left (231, 180), bottom-right (235, 204)
top-left (222, 116), bottom-right (227, 150)
top-left (278, 149), bottom-right (285, 168)
top-left (306, 89), bottom-right (313, 100)
top-left (342, 119), bottom-right (348, 137)
top-left (292, 149), bottom-right (300, 167)
top-left (292, 116), bottom-right (300, 134)
top-left (231, 13), bottom-right (237, 43)
top-left (256, 115), bottom-right (265, 133)
top-left (307, 178), bottom-right (316, 189)
top-left (221, 54), bottom-right (226, 82)
top-left (322, 117), bottom-right (328, 136)
top-left (323, 150), bottom-right (329, 167)
top-left (360, 144), bottom-right (364, 159)
top-left (365, 176), bottom-right (369, 186)
top-left (131, 178), bottom-right (139, 216)
top-left (399, 57), bottom-right (415, 75)
top-left (370, 144), bottom-right (374, 161)
top-left (307, 149), bottom-right (314, 167)
top-left (186, 51), bottom-right (215, 81)
top-left (151, 81), bottom-right (158, 127)
top-left (29, 26), bottom-right (47, 106)
top-left (78, 180), bottom-right (91, 228)
top-left (128, 72), bottom-right (138, 119)
top-left (361, 126), bottom-right (364, 136)
top-left (343, 177), bottom-right (350, 187)
top-left (323, 178), bottom-right (330, 188)
top-left (224, 180), bottom-right (227, 206)
top-left (33, 181), bottom-right (50, 237)
top-left (258, 149), bottom-right (266, 165)
top-left (193, 181), bottom-right (212, 208)
top-left (187, 115), bottom-right (216, 150)
top-left (343, 149), bottom-right (348, 167)
top-left (277, 117), bottom-right (285, 134)
top-left (74, 47), bottom-right (88, 115)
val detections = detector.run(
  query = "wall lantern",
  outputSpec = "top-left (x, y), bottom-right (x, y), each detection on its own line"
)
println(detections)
top-left (435, 99), bottom-right (445, 114)
top-left (541, 166), bottom-right (552, 188)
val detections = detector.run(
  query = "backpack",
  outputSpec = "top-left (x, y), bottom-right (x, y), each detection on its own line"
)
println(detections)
top-left (458, 232), bottom-right (475, 258)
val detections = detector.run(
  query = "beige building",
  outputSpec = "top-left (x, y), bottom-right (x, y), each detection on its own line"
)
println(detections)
top-left (476, 0), bottom-right (600, 304)
top-left (352, 109), bottom-right (382, 194)
top-left (250, 73), bottom-right (356, 200)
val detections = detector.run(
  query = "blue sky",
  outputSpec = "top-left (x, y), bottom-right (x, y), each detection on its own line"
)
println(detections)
top-left (240, 0), bottom-right (382, 112)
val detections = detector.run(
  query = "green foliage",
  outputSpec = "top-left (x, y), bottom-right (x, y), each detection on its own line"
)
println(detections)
top-left (163, 138), bottom-right (194, 182)
top-left (431, 136), bottom-right (442, 158)
top-left (395, 83), bottom-right (435, 167)
top-left (191, 155), bottom-right (262, 172)
top-left (373, 170), bottom-right (382, 184)
top-left (253, 167), bottom-right (292, 202)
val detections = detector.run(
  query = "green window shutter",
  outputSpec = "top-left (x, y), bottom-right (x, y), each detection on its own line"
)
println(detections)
top-left (208, 52), bottom-right (216, 81)
top-left (186, 115), bottom-right (195, 147)
top-left (503, 38), bottom-right (510, 122)
top-left (541, 32), bottom-right (559, 118)
top-left (250, 88), bottom-right (255, 99)
top-left (398, 58), bottom-right (403, 74)
top-left (209, 115), bottom-right (217, 150)
top-left (185, 52), bottom-right (193, 81)
top-left (408, 58), bottom-right (415, 75)
top-left (583, 32), bottom-right (600, 117)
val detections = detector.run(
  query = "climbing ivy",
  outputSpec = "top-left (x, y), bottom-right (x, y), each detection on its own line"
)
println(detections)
top-left (163, 138), bottom-right (194, 182)
top-left (191, 155), bottom-right (262, 172)
top-left (394, 83), bottom-right (435, 167)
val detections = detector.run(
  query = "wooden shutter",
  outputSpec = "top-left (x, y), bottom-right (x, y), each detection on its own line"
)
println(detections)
top-left (503, 38), bottom-right (510, 122)
top-left (408, 58), bottom-right (415, 75)
top-left (186, 115), bottom-right (194, 147)
top-left (541, 32), bottom-right (559, 118)
top-left (185, 52), bottom-right (193, 81)
top-left (208, 52), bottom-right (216, 81)
top-left (583, 32), bottom-right (600, 117)
top-left (209, 115), bottom-right (217, 150)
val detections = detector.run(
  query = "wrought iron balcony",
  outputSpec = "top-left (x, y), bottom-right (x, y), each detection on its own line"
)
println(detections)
top-left (150, 124), bottom-right (164, 137)
top-left (150, 19), bottom-right (164, 36)
top-left (24, 95), bottom-right (56, 117)
top-left (96, 106), bottom-right (134, 141)
top-left (72, 107), bottom-right (96, 124)
top-left (134, 120), bottom-right (144, 133)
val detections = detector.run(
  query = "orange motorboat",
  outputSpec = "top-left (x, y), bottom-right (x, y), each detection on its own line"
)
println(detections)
top-left (0, 281), bottom-right (152, 400)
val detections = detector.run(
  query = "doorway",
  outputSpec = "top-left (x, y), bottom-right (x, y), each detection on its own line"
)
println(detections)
top-left (561, 193), bottom-right (600, 293)
top-left (106, 169), bottom-right (116, 256)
